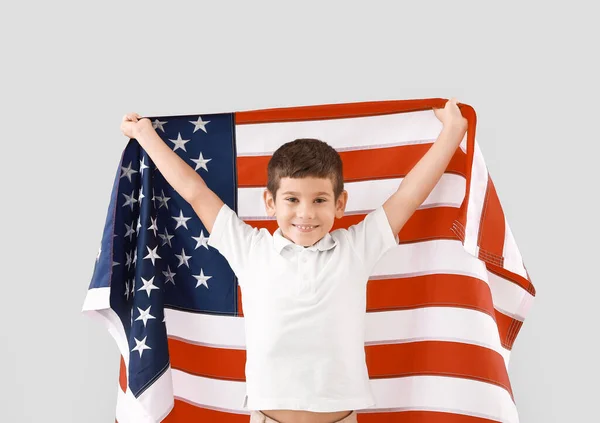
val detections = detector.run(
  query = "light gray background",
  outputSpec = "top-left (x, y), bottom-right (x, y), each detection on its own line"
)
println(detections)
top-left (2, 1), bottom-right (598, 421)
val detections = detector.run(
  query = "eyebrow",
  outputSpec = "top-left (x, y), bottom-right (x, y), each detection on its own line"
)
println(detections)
top-left (281, 191), bottom-right (331, 197)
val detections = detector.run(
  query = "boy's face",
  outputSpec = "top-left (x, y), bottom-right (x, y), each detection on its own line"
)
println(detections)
top-left (263, 176), bottom-right (348, 247)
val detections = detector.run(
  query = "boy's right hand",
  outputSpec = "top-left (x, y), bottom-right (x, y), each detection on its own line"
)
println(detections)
top-left (121, 112), bottom-right (153, 139)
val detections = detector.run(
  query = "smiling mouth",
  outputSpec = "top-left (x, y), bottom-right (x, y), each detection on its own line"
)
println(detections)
top-left (293, 224), bottom-right (319, 230)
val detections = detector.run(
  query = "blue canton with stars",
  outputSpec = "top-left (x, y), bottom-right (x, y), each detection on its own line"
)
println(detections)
top-left (88, 113), bottom-right (239, 396)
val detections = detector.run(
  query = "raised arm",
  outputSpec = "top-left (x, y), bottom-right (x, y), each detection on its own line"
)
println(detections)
top-left (382, 99), bottom-right (468, 236)
top-left (134, 123), bottom-right (224, 233)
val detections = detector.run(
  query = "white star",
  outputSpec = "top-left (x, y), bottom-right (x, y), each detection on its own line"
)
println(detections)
top-left (96, 245), bottom-right (102, 262)
top-left (152, 118), bottom-right (167, 132)
top-left (193, 268), bottom-right (212, 289)
top-left (120, 161), bottom-right (138, 183)
top-left (124, 280), bottom-right (130, 300)
top-left (174, 247), bottom-right (192, 268)
top-left (131, 336), bottom-right (151, 358)
top-left (138, 186), bottom-right (145, 205)
top-left (192, 230), bottom-right (209, 250)
top-left (133, 248), bottom-right (138, 266)
top-left (138, 276), bottom-right (160, 297)
top-left (191, 152), bottom-right (212, 172)
top-left (130, 277), bottom-right (135, 297)
top-left (148, 216), bottom-right (158, 237)
top-left (125, 251), bottom-right (132, 270)
top-left (139, 156), bottom-right (150, 176)
top-left (143, 245), bottom-right (161, 266)
top-left (168, 132), bottom-right (191, 152)
top-left (172, 210), bottom-right (192, 230)
top-left (162, 265), bottom-right (176, 285)
top-left (157, 190), bottom-right (171, 210)
top-left (112, 260), bottom-right (119, 267)
top-left (122, 190), bottom-right (138, 211)
top-left (136, 216), bottom-right (142, 234)
top-left (124, 222), bottom-right (135, 241)
top-left (158, 227), bottom-right (174, 247)
top-left (135, 305), bottom-right (156, 327)
top-left (189, 116), bottom-right (210, 133)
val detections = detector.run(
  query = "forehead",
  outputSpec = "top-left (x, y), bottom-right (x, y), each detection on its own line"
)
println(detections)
top-left (279, 177), bottom-right (333, 196)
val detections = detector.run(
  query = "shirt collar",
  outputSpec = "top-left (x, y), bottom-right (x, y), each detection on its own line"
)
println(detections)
top-left (273, 227), bottom-right (337, 254)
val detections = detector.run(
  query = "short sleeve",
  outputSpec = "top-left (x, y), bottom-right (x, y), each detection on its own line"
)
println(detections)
top-left (345, 205), bottom-right (400, 276)
top-left (207, 203), bottom-right (261, 278)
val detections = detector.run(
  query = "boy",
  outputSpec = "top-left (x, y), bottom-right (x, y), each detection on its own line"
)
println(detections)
top-left (120, 98), bottom-right (468, 423)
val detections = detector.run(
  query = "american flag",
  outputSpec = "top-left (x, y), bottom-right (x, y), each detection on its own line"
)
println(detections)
top-left (83, 98), bottom-right (536, 423)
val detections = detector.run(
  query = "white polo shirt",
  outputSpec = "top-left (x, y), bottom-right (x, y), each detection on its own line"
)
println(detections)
top-left (207, 203), bottom-right (399, 412)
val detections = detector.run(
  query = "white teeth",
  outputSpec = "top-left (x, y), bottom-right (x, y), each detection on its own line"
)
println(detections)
top-left (295, 225), bottom-right (316, 229)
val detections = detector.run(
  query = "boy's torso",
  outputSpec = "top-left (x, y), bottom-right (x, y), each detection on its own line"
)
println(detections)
top-left (240, 229), bottom-right (376, 413)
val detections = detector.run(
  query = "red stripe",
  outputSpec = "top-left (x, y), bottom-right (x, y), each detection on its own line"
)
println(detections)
top-left (367, 273), bottom-right (494, 316)
top-left (119, 355), bottom-right (127, 392)
top-left (235, 98), bottom-right (463, 125)
top-left (237, 143), bottom-right (468, 188)
top-left (168, 338), bottom-right (246, 381)
top-left (477, 177), bottom-right (506, 268)
top-left (366, 341), bottom-right (512, 398)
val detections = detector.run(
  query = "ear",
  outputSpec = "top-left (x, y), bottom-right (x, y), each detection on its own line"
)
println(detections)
top-left (263, 189), bottom-right (276, 217)
top-left (334, 190), bottom-right (348, 219)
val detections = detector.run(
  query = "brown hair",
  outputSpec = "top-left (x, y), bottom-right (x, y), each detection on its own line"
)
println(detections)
top-left (266, 138), bottom-right (344, 203)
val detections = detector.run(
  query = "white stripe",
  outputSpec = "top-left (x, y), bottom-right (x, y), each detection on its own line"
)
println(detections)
top-left (81, 286), bottom-right (111, 311)
top-left (373, 238), bottom-right (488, 281)
top-left (365, 307), bottom-right (505, 358)
top-left (237, 173), bottom-right (466, 219)
top-left (370, 376), bottom-right (519, 423)
top-left (82, 287), bottom-right (131, 368)
top-left (116, 387), bottom-right (156, 423)
top-left (165, 308), bottom-right (246, 349)
top-left (116, 374), bottom-right (175, 423)
top-left (464, 139), bottom-right (489, 257)
top-left (137, 368), bottom-right (175, 421)
top-left (235, 110), bottom-right (444, 156)
top-left (173, 369), bottom-right (249, 412)
top-left (488, 270), bottom-right (534, 321)
top-left (166, 303), bottom-right (510, 364)
top-left (172, 370), bottom-right (518, 423)
top-left (502, 217), bottom-right (528, 278)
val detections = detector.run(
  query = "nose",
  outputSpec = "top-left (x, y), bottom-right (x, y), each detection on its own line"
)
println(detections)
top-left (297, 202), bottom-right (316, 219)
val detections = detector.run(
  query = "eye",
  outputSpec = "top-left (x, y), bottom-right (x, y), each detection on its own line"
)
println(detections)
top-left (285, 198), bottom-right (326, 203)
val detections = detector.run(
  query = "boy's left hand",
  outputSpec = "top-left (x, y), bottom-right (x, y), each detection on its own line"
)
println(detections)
top-left (433, 98), bottom-right (468, 131)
